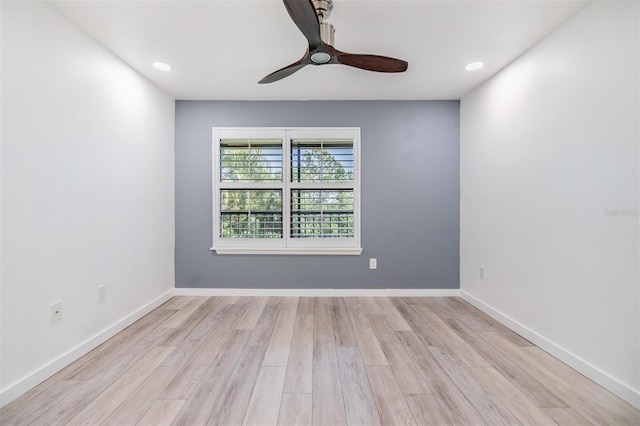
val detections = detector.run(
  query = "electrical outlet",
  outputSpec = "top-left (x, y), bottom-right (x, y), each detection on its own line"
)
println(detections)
top-left (480, 266), bottom-right (486, 281)
top-left (51, 302), bottom-right (62, 322)
top-left (98, 285), bottom-right (106, 303)
top-left (369, 258), bottom-right (377, 270)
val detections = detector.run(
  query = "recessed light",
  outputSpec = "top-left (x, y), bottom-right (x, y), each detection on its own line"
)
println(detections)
top-left (153, 62), bottom-right (172, 71)
top-left (465, 61), bottom-right (484, 71)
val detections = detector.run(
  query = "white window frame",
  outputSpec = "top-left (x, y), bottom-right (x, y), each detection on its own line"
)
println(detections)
top-left (212, 127), bottom-right (362, 255)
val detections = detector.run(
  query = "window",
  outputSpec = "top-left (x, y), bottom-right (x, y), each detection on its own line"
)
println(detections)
top-left (212, 128), bottom-right (361, 255)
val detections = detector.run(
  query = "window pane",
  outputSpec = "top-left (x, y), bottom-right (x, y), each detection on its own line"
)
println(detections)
top-left (290, 190), bottom-right (354, 238)
top-left (221, 190), bottom-right (282, 238)
top-left (291, 139), bottom-right (353, 183)
top-left (221, 139), bottom-right (282, 182)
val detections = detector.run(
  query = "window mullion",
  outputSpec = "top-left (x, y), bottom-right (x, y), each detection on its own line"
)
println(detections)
top-left (247, 189), bottom-right (252, 238)
top-left (283, 133), bottom-right (291, 246)
top-left (320, 188), bottom-right (324, 238)
top-left (289, 182), bottom-right (353, 190)
top-left (213, 134), bottom-right (221, 244)
top-left (320, 140), bottom-right (325, 186)
top-left (220, 182), bottom-right (284, 190)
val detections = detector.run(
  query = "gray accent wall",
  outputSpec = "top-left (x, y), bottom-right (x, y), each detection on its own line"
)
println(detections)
top-left (175, 101), bottom-right (459, 289)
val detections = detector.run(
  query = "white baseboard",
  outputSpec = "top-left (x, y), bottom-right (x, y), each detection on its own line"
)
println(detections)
top-left (0, 289), bottom-right (174, 408)
top-left (174, 288), bottom-right (460, 297)
top-left (461, 290), bottom-right (640, 410)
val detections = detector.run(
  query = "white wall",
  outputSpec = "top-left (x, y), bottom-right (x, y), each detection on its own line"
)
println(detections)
top-left (461, 1), bottom-right (639, 407)
top-left (0, 1), bottom-right (175, 405)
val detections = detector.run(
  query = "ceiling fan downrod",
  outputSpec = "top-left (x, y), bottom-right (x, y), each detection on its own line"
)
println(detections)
top-left (313, 0), bottom-right (335, 46)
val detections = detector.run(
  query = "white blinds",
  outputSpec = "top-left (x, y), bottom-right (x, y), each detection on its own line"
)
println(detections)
top-left (290, 190), bottom-right (354, 238)
top-left (213, 128), bottom-right (360, 252)
top-left (220, 190), bottom-right (283, 238)
top-left (220, 139), bottom-right (283, 182)
top-left (291, 139), bottom-right (354, 183)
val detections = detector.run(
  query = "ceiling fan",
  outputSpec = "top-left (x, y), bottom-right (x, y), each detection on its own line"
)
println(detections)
top-left (259, 0), bottom-right (408, 84)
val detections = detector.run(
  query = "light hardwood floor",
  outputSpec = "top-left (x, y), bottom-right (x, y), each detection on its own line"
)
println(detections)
top-left (1, 296), bottom-right (638, 425)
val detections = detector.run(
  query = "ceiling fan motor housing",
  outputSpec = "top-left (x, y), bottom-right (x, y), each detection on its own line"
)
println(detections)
top-left (320, 22), bottom-right (335, 46)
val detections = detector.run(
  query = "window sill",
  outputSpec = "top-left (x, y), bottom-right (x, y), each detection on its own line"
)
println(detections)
top-left (211, 247), bottom-right (363, 256)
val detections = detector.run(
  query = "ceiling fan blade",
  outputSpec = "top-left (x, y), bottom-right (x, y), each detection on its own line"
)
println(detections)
top-left (283, 0), bottom-right (322, 48)
top-left (259, 56), bottom-right (311, 84)
top-left (330, 47), bottom-right (408, 73)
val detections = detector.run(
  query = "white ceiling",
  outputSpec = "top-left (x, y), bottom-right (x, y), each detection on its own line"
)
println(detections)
top-left (49, 0), bottom-right (588, 100)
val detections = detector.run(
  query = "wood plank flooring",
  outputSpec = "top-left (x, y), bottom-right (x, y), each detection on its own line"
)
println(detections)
top-left (1, 296), bottom-right (638, 426)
